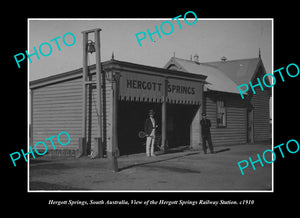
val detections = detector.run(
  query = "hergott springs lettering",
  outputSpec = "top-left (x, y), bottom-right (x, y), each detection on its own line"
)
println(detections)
top-left (127, 79), bottom-right (196, 95)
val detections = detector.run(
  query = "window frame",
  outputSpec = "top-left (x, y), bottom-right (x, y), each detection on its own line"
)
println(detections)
top-left (216, 99), bottom-right (227, 128)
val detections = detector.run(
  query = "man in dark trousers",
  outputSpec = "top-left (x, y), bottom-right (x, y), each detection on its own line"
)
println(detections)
top-left (144, 109), bottom-right (157, 157)
top-left (200, 113), bottom-right (215, 154)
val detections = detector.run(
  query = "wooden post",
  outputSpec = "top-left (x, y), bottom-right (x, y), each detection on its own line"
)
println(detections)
top-left (94, 29), bottom-right (104, 158)
top-left (80, 28), bottom-right (103, 158)
top-left (199, 83), bottom-right (205, 147)
top-left (110, 72), bottom-right (119, 172)
top-left (161, 79), bottom-right (167, 152)
top-left (79, 32), bottom-right (88, 156)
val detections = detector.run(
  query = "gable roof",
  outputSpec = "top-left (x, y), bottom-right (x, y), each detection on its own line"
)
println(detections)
top-left (164, 57), bottom-right (261, 94)
top-left (204, 58), bottom-right (260, 86)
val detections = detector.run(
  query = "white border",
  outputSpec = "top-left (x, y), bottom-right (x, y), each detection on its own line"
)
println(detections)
top-left (27, 18), bottom-right (274, 193)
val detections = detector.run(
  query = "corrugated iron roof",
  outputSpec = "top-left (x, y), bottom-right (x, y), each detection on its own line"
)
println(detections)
top-left (164, 57), bottom-right (260, 94)
top-left (204, 58), bottom-right (260, 86)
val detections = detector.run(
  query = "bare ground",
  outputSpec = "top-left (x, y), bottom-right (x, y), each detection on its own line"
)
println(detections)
top-left (29, 143), bottom-right (272, 191)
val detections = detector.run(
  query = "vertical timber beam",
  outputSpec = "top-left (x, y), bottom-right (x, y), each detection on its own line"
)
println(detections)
top-left (94, 29), bottom-right (104, 158)
top-left (161, 78), bottom-right (168, 152)
top-left (79, 32), bottom-right (88, 157)
top-left (199, 83), bottom-right (205, 147)
top-left (110, 72), bottom-right (119, 172)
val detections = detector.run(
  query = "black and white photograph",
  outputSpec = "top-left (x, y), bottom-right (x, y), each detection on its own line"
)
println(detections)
top-left (4, 4), bottom-right (300, 212)
top-left (27, 18), bottom-right (272, 191)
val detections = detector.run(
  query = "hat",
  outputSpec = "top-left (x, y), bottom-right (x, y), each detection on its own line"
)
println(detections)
top-left (149, 109), bottom-right (155, 115)
top-left (202, 113), bottom-right (206, 116)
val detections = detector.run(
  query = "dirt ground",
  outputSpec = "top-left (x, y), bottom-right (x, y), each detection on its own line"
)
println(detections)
top-left (29, 143), bottom-right (272, 191)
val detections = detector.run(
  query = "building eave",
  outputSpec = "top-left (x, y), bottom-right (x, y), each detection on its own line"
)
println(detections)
top-left (30, 59), bottom-right (207, 90)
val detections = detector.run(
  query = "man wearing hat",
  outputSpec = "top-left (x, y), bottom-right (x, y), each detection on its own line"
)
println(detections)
top-left (144, 109), bottom-right (157, 157)
top-left (200, 113), bottom-right (215, 154)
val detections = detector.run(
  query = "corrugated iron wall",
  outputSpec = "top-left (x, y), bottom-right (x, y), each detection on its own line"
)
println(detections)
top-left (31, 77), bottom-right (83, 156)
top-left (31, 69), bottom-right (113, 157)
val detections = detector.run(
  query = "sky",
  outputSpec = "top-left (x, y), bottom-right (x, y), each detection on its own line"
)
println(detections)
top-left (28, 19), bottom-right (272, 81)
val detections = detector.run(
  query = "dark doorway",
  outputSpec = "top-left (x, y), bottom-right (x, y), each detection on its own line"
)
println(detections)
top-left (118, 101), bottom-right (199, 155)
top-left (118, 101), bottom-right (161, 155)
top-left (166, 104), bottom-right (199, 147)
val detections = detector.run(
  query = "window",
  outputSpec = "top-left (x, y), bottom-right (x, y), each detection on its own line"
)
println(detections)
top-left (216, 100), bottom-right (226, 127)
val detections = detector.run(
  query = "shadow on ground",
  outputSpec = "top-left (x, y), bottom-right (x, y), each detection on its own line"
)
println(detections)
top-left (118, 151), bottom-right (200, 172)
top-left (119, 147), bottom-right (231, 172)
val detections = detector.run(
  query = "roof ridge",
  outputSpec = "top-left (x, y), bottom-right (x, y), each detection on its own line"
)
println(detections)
top-left (173, 57), bottom-right (221, 70)
top-left (203, 57), bottom-right (259, 64)
top-left (169, 56), bottom-right (261, 94)
top-left (173, 56), bottom-right (259, 65)
top-left (172, 57), bottom-right (194, 63)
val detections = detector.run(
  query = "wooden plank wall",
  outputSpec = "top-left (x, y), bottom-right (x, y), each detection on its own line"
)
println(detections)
top-left (250, 69), bottom-right (271, 142)
top-left (32, 77), bottom-right (82, 153)
top-left (205, 92), bottom-right (247, 146)
top-left (31, 70), bottom-right (114, 157)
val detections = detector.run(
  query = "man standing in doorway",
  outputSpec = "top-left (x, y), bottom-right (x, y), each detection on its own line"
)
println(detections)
top-left (200, 113), bottom-right (215, 154)
top-left (144, 109), bottom-right (157, 157)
